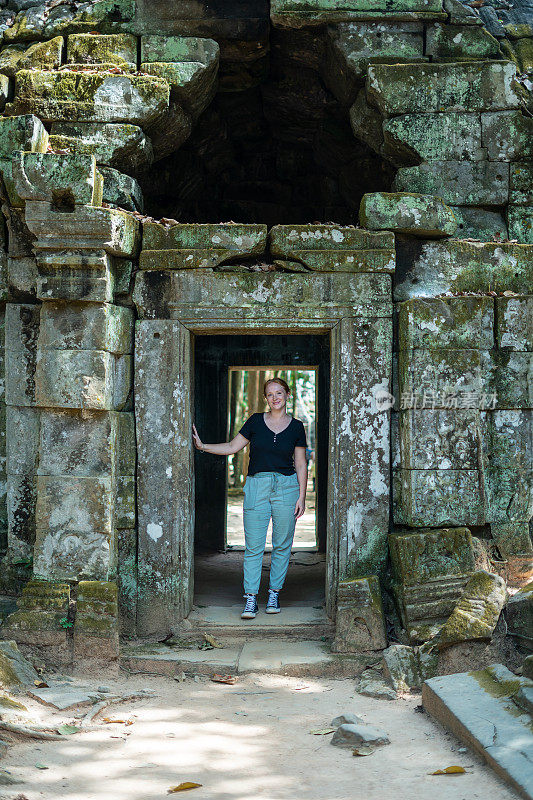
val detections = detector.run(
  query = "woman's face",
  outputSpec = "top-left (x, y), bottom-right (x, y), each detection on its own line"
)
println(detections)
top-left (265, 382), bottom-right (288, 412)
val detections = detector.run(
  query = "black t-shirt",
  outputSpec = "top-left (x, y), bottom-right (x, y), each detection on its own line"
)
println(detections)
top-left (239, 413), bottom-right (307, 476)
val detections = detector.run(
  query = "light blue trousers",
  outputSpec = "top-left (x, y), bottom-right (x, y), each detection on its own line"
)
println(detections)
top-left (242, 471), bottom-right (300, 595)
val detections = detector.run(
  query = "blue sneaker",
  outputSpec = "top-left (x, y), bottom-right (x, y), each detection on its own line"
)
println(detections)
top-left (241, 594), bottom-right (258, 619)
top-left (266, 589), bottom-right (281, 614)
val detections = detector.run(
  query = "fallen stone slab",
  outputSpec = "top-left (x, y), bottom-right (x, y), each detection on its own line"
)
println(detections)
top-left (28, 683), bottom-right (113, 710)
top-left (331, 723), bottom-right (390, 749)
top-left (0, 640), bottom-right (38, 691)
top-left (357, 670), bottom-right (397, 700)
top-left (423, 664), bottom-right (533, 799)
top-left (381, 644), bottom-right (422, 692)
top-left (436, 571), bottom-right (508, 649)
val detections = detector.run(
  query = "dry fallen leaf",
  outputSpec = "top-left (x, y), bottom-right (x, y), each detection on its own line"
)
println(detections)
top-left (57, 724), bottom-right (79, 736)
top-left (430, 766), bottom-right (467, 775)
top-left (34, 680), bottom-right (49, 688)
top-left (167, 783), bottom-right (203, 793)
top-left (211, 674), bottom-right (237, 685)
top-left (353, 745), bottom-right (375, 756)
top-left (102, 718), bottom-right (134, 726)
top-left (203, 634), bottom-right (223, 649)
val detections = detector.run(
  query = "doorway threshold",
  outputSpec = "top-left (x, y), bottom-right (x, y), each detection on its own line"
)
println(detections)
top-left (184, 603), bottom-right (333, 641)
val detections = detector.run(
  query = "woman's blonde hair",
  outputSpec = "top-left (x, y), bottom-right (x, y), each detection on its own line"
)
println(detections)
top-left (263, 377), bottom-right (291, 397)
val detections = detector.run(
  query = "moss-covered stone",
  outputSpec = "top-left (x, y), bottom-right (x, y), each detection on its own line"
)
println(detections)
top-left (271, 0), bottom-right (445, 27)
top-left (482, 111), bottom-right (533, 161)
top-left (436, 570), bottom-right (507, 647)
top-left (384, 112), bottom-right (484, 163)
top-left (368, 61), bottom-right (520, 115)
top-left (481, 410), bottom-right (533, 523)
top-left (0, 640), bottom-right (38, 689)
top-left (390, 528), bottom-right (475, 586)
top-left (506, 581), bottom-right (533, 647)
top-left (449, 207), bottom-right (508, 241)
top-left (496, 296), bottom-right (533, 351)
top-left (141, 36), bottom-right (219, 65)
top-left (394, 240), bottom-right (533, 301)
top-left (360, 191), bottom-right (457, 237)
top-left (66, 33), bottom-right (138, 70)
top-left (270, 224), bottom-right (393, 252)
top-left (398, 297), bottom-right (494, 350)
top-left (42, 0), bottom-right (135, 38)
top-left (3, 6), bottom-right (47, 43)
top-left (349, 89), bottom-right (384, 155)
top-left (508, 206), bottom-right (533, 244)
top-left (12, 151), bottom-right (101, 206)
top-left (332, 576), bottom-right (387, 652)
top-left (393, 468), bottom-right (485, 527)
top-left (425, 23), bottom-right (501, 59)
top-left (503, 35), bottom-right (533, 74)
top-left (399, 408), bottom-right (479, 469)
top-left (0, 114), bottom-right (49, 208)
top-left (481, 351), bottom-right (533, 409)
top-left (7, 70), bottom-right (169, 126)
top-left (393, 160), bottom-right (509, 207)
top-left (399, 347), bottom-right (482, 400)
top-left (140, 60), bottom-right (218, 119)
top-left (324, 22), bottom-right (425, 105)
top-left (0, 38), bottom-right (64, 77)
top-left (144, 222), bottom-right (267, 253)
top-left (100, 166), bottom-right (143, 212)
top-left (510, 163), bottom-right (533, 205)
top-left (491, 523), bottom-right (533, 560)
top-left (49, 122), bottom-right (153, 173)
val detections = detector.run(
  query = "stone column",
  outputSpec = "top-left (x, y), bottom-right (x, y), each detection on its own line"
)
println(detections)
top-left (2, 148), bottom-right (139, 664)
top-left (328, 315), bottom-right (392, 604)
top-left (135, 320), bottom-right (194, 638)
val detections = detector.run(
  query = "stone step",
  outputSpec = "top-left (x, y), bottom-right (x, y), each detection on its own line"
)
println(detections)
top-left (422, 663), bottom-right (533, 800)
top-left (174, 604), bottom-right (334, 642)
top-left (121, 639), bottom-right (378, 678)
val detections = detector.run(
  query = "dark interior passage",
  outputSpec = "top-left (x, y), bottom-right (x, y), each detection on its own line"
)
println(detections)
top-left (194, 333), bottom-right (330, 554)
top-left (194, 551), bottom-right (326, 610)
top-left (140, 25), bottom-right (395, 225)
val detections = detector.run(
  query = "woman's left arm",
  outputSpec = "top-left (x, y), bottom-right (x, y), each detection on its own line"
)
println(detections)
top-left (293, 446), bottom-right (307, 519)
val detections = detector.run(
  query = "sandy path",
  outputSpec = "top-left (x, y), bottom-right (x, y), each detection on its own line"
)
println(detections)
top-left (0, 672), bottom-right (517, 800)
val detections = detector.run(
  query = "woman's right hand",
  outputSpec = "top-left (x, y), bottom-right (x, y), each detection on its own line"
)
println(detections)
top-left (192, 423), bottom-right (204, 451)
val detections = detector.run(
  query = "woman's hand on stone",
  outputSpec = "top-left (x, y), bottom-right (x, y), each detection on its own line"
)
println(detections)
top-left (294, 498), bottom-right (306, 519)
top-left (192, 423), bottom-right (203, 451)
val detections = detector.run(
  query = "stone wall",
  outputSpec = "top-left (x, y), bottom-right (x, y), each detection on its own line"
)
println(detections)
top-left (0, 0), bottom-right (529, 658)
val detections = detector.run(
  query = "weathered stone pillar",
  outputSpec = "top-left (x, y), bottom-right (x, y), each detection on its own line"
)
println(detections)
top-left (328, 315), bottom-right (392, 599)
top-left (2, 147), bottom-right (139, 662)
top-left (135, 320), bottom-right (194, 638)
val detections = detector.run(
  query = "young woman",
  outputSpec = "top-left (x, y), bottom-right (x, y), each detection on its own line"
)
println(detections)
top-left (192, 378), bottom-right (308, 619)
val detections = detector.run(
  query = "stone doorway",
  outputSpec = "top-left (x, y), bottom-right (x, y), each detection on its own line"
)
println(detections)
top-left (192, 333), bottom-right (329, 625)
top-left (134, 256), bottom-right (393, 639)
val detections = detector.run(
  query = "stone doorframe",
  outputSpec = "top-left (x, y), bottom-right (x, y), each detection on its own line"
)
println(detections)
top-left (134, 269), bottom-right (392, 639)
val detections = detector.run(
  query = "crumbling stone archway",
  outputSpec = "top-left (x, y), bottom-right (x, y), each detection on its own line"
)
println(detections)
top-left (0, 0), bottom-right (530, 670)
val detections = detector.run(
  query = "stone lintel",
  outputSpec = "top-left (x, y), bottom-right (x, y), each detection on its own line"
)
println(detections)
top-left (133, 269), bottom-right (392, 322)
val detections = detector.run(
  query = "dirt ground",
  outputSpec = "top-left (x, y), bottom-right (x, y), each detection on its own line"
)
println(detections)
top-left (0, 671), bottom-right (518, 800)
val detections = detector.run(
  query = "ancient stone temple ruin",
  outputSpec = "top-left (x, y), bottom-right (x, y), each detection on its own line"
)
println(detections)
top-left (0, 0), bottom-right (531, 675)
